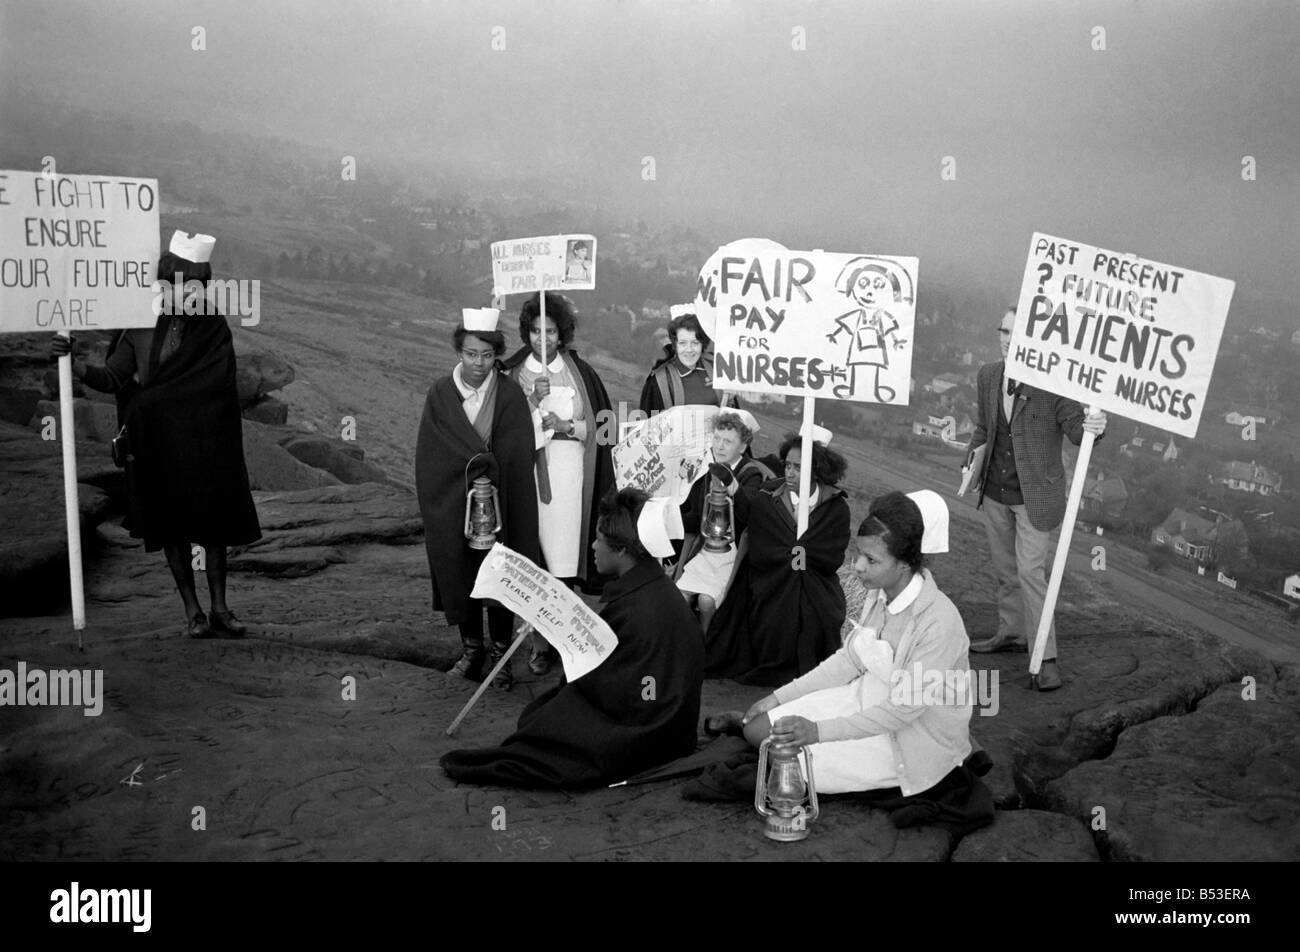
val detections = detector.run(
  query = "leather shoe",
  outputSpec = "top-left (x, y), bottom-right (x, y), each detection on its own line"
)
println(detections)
top-left (970, 633), bottom-right (1028, 654)
top-left (187, 612), bottom-right (213, 639)
top-left (450, 645), bottom-right (486, 682)
top-left (527, 645), bottom-right (555, 676)
top-left (209, 609), bottom-right (247, 638)
top-left (1031, 659), bottom-right (1062, 692)
top-left (488, 642), bottom-right (514, 692)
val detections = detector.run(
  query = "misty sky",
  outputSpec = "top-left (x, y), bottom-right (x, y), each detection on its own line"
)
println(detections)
top-left (3, 0), bottom-right (1297, 303)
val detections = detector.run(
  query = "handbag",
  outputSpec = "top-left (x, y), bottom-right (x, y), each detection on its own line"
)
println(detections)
top-left (110, 425), bottom-right (131, 468)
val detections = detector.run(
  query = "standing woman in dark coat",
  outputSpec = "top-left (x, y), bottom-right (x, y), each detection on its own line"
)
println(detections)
top-left (50, 231), bottom-right (261, 638)
top-left (704, 432), bottom-right (851, 686)
top-left (414, 307), bottom-right (540, 691)
top-left (637, 307), bottom-right (738, 416)
top-left (500, 292), bottom-right (615, 675)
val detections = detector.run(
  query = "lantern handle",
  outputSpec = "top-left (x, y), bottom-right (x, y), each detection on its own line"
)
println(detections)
top-left (464, 452), bottom-right (490, 496)
top-left (801, 746), bottom-right (819, 821)
top-left (754, 737), bottom-right (773, 816)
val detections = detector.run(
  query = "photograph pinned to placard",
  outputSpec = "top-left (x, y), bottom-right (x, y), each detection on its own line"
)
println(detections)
top-left (490, 233), bottom-right (597, 296)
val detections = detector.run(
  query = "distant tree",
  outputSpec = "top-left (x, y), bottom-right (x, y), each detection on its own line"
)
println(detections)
top-left (1147, 546), bottom-right (1174, 574)
top-left (339, 253), bottom-right (358, 282)
top-left (1213, 519), bottom-right (1252, 576)
top-left (304, 245), bottom-right (324, 279)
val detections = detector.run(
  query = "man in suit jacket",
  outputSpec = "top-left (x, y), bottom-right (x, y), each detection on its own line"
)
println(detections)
top-left (963, 308), bottom-right (1106, 691)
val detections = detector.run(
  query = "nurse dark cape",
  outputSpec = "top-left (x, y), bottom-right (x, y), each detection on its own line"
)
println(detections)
top-left (440, 558), bottom-right (705, 788)
top-left (703, 480), bottom-right (850, 686)
top-left (120, 313), bottom-right (261, 550)
top-left (414, 371), bottom-right (539, 624)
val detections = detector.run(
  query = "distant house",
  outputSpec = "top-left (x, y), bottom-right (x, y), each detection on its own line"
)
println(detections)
top-left (1152, 508), bottom-right (1220, 562)
top-left (1081, 475), bottom-right (1129, 520)
top-left (641, 300), bottom-right (670, 323)
top-left (1284, 573), bottom-right (1300, 600)
top-left (1218, 460), bottom-right (1282, 496)
top-left (929, 372), bottom-right (963, 394)
top-left (1224, 406), bottom-right (1276, 427)
top-left (912, 413), bottom-right (950, 441)
top-left (910, 410), bottom-right (973, 443)
top-left (1121, 425), bottom-right (1179, 463)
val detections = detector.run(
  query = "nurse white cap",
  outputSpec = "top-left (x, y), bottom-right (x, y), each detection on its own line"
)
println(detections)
top-left (905, 489), bottom-right (950, 554)
top-left (636, 496), bottom-right (684, 559)
top-left (168, 230), bottom-right (215, 264)
top-left (462, 308), bottom-right (501, 332)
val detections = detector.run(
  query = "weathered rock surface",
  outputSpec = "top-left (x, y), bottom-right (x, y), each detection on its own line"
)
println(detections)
top-left (997, 633), bottom-right (1263, 808)
top-left (242, 420), bottom-right (341, 491)
top-left (0, 420), bottom-right (117, 615)
top-left (951, 809), bottom-right (1100, 861)
top-left (280, 434), bottom-right (392, 485)
top-left (30, 398), bottom-right (119, 443)
top-left (235, 351), bottom-right (295, 405)
top-left (227, 545), bottom-right (347, 578)
top-left (239, 482), bottom-right (423, 554)
top-left (0, 385), bottom-right (43, 426)
top-left (0, 633), bottom-right (948, 861)
top-left (242, 394), bottom-right (289, 425)
top-left (1040, 672), bottom-right (1300, 862)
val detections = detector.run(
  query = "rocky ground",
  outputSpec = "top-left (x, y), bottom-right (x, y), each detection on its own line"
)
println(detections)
top-left (3, 297), bottom-right (1298, 862)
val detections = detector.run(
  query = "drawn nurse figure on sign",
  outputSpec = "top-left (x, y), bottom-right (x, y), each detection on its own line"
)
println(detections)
top-left (825, 257), bottom-right (913, 401)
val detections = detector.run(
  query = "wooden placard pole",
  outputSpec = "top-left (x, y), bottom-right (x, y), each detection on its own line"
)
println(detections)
top-left (797, 397), bottom-right (816, 536)
top-left (445, 622), bottom-right (531, 736)
top-left (1029, 406), bottom-right (1096, 678)
top-left (57, 330), bottom-right (87, 648)
top-left (538, 285), bottom-right (548, 369)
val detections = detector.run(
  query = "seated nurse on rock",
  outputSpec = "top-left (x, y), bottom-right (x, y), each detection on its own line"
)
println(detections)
top-left (705, 491), bottom-right (993, 823)
top-left (439, 487), bottom-right (704, 789)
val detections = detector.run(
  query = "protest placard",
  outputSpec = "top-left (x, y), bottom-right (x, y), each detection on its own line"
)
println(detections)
top-left (710, 240), bottom-right (918, 405)
top-left (694, 238), bottom-right (786, 341)
top-left (490, 233), bottom-right (597, 295)
top-left (471, 543), bottom-right (617, 682)
top-left (613, 405), bottom-right (718, 503)
top-left (1007, 232), bottom-right (1235, 439)
top-left (0, 170), bottom-right (160, 333)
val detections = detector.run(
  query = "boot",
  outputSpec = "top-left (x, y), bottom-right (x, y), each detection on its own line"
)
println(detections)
top-left (450, 638), bottom-right (486, 682)
top-left (526, 630), bottom-right (555, 676)
top-left (488, 641), bottom-right (514, 692)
